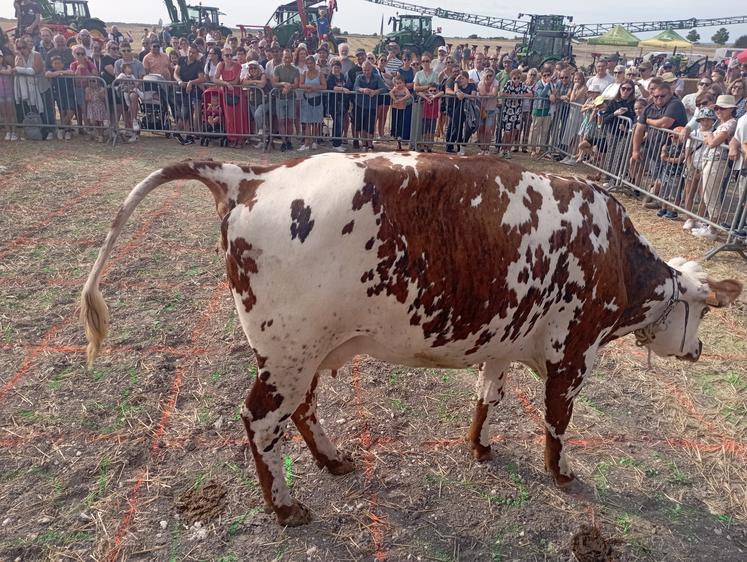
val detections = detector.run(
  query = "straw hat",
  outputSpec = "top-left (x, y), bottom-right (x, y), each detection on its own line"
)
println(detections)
top-left (660, 72), bottom-right (677, 83)
top-left (715, 94), bottom-right (737, 108)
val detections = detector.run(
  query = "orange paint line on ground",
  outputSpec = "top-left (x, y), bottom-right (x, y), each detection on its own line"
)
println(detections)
top-left (0, 190), bottom-right (185, 404)
top-left (106, 282), bottom-right (228, 562)
top-left (0, 343), bottom-right (209, 356)
top-left (0, 156), bottom-right (137, 260)
top-left (513, 387), bottom-right (545, 432)
top-left (351, 355), bottom-right (388, 562)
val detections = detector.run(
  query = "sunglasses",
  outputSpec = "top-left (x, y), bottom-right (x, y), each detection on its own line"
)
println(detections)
top-left (421, 59), bottom-right (430, 63)
top-left (620, 86), bottom-right (633, 91)
top-left (542, 73), bottom-right (551, 77)
top-left (698, 82), bottom-right (711, 86)
top-left (75, 51), bottom-right (85, 55)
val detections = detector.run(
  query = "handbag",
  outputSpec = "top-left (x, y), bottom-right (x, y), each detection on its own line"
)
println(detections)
top-left (22, 107), bottom-right (43, 141)
top-left (303, 92), bottom-right (322, 106)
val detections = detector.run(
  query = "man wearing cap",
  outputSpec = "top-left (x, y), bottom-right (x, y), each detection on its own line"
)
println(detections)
top-left (586, 61), bottom-right (614, 97)
top-left (143, 41), bottom-right (171, 81)
top-left (15, 0), bottom-right (41, 44)
top-left (385, 42), bottom-right (403, 75)
top-left (635, 61), bottom-right (654, 98)
top-left (432, 45), bottom-right (448, 75)
top-left (315, 44), bottom-right (331, 78)
top-left (658, 60), bottom-right (684, 97)
top-left (347, 48), bottom-right (367, 89)
top-left (630, 81), bottom-right (687, 169)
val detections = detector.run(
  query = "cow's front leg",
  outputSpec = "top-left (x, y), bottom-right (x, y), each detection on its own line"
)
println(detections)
top-left (467, 360), bottom-right (509, 461)
top-left (241, 367), bottom-right (315, 526)
top-left (543, 368), bottom-right (586, 487)
top-left (292, 372), bottom-right (355, 475)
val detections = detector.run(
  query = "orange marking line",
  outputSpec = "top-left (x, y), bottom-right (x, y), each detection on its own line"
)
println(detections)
top-left (352, 355), bottom-right (388, 561)
top-left (0, 343), bottom-right (209, 356)
top-left (106, 282), bottom-right (228, 562)
top-left (513, 387), bottom-right (545, 432)
top-left (0, 190), bottom-right (186, 405)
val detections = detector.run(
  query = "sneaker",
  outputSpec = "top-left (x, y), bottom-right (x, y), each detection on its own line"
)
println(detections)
top-left (332, 145), bottom-right (345, 152)
top-left (297, 144), bottom-right (308, 151)
top-left (458, 148), bottom-right (465, 155)
top-left (10, 133), bottom-right (18, 141)
top-left (682, 218), bottom-right (697, 230)
top-left (504, 151), bottom-right (512, 159)
top-left (692, 225), bottom-right (718, 240)
top-left (127, 134), bottom-right (138, 143)
top-left (45, 132), bottom-right (54, 141)
top-left (280, 142), bottom-right (287, 152)
top-left (3, 132), bottom-right (9, 141)
top-left (664, 211), bottom-right (679, 220)
top-left (564, 158), bottom-right (578, 166)
top-left (56, 130), bottom-right (64, 140)
top-left (133, 121), bottom-right (140, 132)
top-left (311, 142), bottom-right (318, 150)
top-left (656, 208), bottom-right (668, 217)
top-left (64, 131), bottom-right (72, 141)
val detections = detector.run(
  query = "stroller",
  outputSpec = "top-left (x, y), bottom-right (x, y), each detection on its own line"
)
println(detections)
top-left (200, 87), bottom-right (227, 147)
top-left (139, 74), bottom-right (172, 133)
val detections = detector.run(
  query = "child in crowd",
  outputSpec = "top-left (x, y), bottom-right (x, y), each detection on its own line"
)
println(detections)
top-left (576, 96), bottom-right (607, 163)
top-left (389, 74), bottom-right (412, 151)
top-left (85, 78), bottom-right (108, 142)
top-left (45, 55), bottom-right (76, 140)
top-left (652, 127), bottom-right (687, 220)
top-left (0, 49), bottom-right (17, 141)
top-left (418, 82), bottom-right (441, 152)
top-left (116, 62), bottom-right (143, 141)
top-left (500, 69), bottom-right (529, 157)
top-left (202, 95), bottom-right (225, 146)
top-left (683, 107), bottom-right (717, 231)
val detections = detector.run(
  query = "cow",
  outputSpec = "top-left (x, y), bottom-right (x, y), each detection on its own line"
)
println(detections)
top-left (81, 153), bottom-right (742, 527)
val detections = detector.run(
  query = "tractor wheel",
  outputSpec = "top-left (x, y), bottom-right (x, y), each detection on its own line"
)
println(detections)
top-left (429, 35), bottom-right (446, 54)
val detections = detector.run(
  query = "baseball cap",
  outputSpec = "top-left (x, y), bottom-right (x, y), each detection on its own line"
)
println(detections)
top-left (246, 60), bottom-right (260, 67)
top-left (437, 45), bottom-right (447, 52)
top-left (355, 48), bottom-right (366, 55)
top-left (638, 61), bottom-right (652, 70)
top-left (660, 72), bottom-right (677, 83)
top-left (695, 107), bottom-right (716, 121)
top-left (317, 43), bottom-right (329, 52)
top-left (614, 64), bottom-right (626, 73)
top-left (205, 34), bottom-right (215, 43)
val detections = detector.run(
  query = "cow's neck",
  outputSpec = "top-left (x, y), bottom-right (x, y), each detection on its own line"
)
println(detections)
top-left (612, 233), bottom-right (675, 338)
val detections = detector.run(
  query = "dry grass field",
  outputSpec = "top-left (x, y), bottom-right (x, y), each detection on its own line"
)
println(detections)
top-left (0, 136), bottom-right (745, 561)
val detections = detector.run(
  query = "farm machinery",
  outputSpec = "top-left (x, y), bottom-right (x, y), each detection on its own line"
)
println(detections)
top-left (362, 0), bottom-right (747, 67)
top-left (238, 1), bottom-right (338, 51)
top-left (163, 0), bottom-right (232, 37)
top-left (10, 0), bottom-right (107, 43)
top-left (373, 13), bottom-right (444, 56)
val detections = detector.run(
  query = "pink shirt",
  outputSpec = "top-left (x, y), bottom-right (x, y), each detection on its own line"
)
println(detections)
top-left (143, 52), bottom-right (171, 80)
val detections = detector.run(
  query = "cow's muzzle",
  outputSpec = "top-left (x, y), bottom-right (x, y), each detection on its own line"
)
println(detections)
top-left (679, 340), bottom-right (702, 362)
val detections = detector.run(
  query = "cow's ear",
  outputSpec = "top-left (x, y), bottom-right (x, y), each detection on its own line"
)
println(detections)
top-left (705, 279), bottom-right (743, 308)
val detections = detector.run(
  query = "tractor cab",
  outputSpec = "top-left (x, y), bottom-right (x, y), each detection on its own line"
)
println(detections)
top-left (378, 14), bottom-right (442, 56)
top-left (187, 5), bottom-right (222, 28)
top-left (517, 14), bottom-right (573, 68)
top-left (53, 1), bottom-right (91, 19)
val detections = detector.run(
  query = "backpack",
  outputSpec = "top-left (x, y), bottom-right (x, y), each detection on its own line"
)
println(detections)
top-left (22, 107), bottom-right (43, 140)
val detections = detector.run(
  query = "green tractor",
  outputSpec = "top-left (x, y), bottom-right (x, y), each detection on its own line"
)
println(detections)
top-left (163, 0), bottom-right (232, 38)
top-left (11, 1), bottom-right (108, 42)
top-left (374, 14), bottom-right (445, 56)
top-left (266, 1), bottom-right (338, 51)
top-left (514, 14), bottom-right (574, 68)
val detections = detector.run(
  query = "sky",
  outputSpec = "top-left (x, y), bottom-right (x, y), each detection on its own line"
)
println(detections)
top-left (3, 1), bottom-right (746, 42)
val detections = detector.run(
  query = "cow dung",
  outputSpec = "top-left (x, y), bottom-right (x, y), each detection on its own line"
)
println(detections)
top-left (175, 481), bottom-right (228, 526)
top-left (570, 524), bottom-right (620, 562)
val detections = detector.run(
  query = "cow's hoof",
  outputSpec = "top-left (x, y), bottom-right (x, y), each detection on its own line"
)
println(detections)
top-left (552, 472), bottom-right (577, 488)
top-left (327, 452), bottom-right (356, 475)
top-left (277, 501), bottom-right (312, 526)
top-left (471, 444), bottom-right (495, 462)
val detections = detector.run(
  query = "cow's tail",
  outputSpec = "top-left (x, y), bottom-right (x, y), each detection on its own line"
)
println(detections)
top-left (80, 161), bottom-right (231, 368)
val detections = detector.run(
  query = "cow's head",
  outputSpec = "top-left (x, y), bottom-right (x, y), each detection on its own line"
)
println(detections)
top-left (638, 258), bottom-right (742, 361)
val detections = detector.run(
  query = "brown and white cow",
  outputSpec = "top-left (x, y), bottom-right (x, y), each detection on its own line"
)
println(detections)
top-left (81, 153), bottom-right (741, 526)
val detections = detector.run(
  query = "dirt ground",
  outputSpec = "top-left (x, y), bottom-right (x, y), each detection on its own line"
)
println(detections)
top-left (0, 137), bottom-right (746, 562)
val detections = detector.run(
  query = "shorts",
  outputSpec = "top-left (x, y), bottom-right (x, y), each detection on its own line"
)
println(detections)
top-left (175, 90), bottom-right (201, 121)
top-left (482, 109), bottom-right (497, 129)
top-left (274, 96), bottom-right (294, 120)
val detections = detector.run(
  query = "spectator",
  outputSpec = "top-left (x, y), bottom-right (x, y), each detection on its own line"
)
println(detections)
top-left (143, 42), bottom-right (171, 80)
top-left (85, 77), bottom-right (107, 141)
top-left (215, 47), bottom-right (249, 147)
top-left (108, 25), bottom-right (133, 46)
top-left (15, 0), bottom-right (42, 43)
top-left (325, 58), bottom-right (349, 152)
top-left (315, 45), bottom-right (331, 77)
top-left (727, 79), bottom-right (746, 118)
top-left (201, 90), bottom-right (224, 145)
top-left (242, 60), bottom-right (269, 142)
top-left (680, 99), bottom-right (715, 229)
top-left (586, 61), bottom-right (614, 98)
top-left (352, 60), bottom-right (385, 151)
top-left (635, 61), bottom-right (654, 99)
top-left (682, 76), bottom-right (712, 118)
top-left (432, 45), bottom-right (448, 75)
top-left (375, 54), bottom-right (392, 139)
top-left (298, 54), bottom-right (326, 151)
top-left (70, 45), bottom-right (97, 131)
top-left (557, 71), bottom-right (588, 164)
top-left (174, 44), bottom-right (206, 142)
top-left (385, 42), bottom-right (403, 75)
top-left (601, 65), bottom-right (626, 100)
top-left (528, 65), bottom-right (553, 157)
top-left (100, 41), bottom-right (121, 127)
top-left (711, 68), bottom-right (726, 89)
top-left (727, 109), bottom-right (747, 237)
top-left (138, 36), bottom-right (151, 62)
top-left (630, 81), bottom-right (688, 172)
top-left (389, 73), bottom-right (412, 150)
top-left (293, 44), bottom-right (309, 74)
top-left (692, 95), bottom-right (738, 239)
top-left (115, 62), bottom-right (142, 142)
top-left (264, 45), bottom-right (282, 76)
top-left (0, 48), bottom-right (17, 140)
top-left (337, 42), bottom-right (353, 76)
top-left (37, 27), bottom-right (53, 59)
top-left (114, 42), bottom-right (145, 78)
top-left (467, 52), bottom-right (487, 83)
top-left (204, 46), bottom-right (221, 81)
top-left (445, 70), bottom-right (477, 154)
top-left (14, 38), bottom-right (52, 140)
top-left (453, 44), bottom-right (463, 69)
top-left (418, 82), bottom-right (441, 152)
top-left (45, 34), bottom-right (73, 72)
top-left (476, 67), bottom-right (498, 154)
top-left (77, 30), bottom-right (95, 58)
top-left (272, 49), bottom-right (300, 151)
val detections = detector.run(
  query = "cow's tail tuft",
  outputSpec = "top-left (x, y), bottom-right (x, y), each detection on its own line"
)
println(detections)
top-left (80, 161), bottom-right (231, 368)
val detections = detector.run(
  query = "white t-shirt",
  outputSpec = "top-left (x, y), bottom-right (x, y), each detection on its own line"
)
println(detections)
top-left (586, 73), bottom-right (614, 94)
top-left (468, 67), bottom-right (487, 83)
top-left (601, 82), bottom-right (620, 100)
top-left (681, 93), bottom-right (698, 118)
top-left (734, 113), bottom-right (747, 168)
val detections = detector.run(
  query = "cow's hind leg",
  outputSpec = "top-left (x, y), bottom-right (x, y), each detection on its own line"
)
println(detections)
top-left (292, 372), bottom-right (355, 475)
top-left (467, 360), bottom-right (509, 461)
top-left (543, 367), bottom-right (587, 487)
top-left (241, 365), bottom-right (316, 526)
